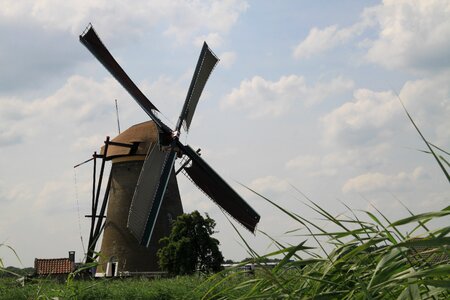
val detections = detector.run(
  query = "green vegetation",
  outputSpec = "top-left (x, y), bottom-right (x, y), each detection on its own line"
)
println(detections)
top-left (158, 210), bottom-right (224, 275)
top-left (200, 197), bottom-right (449, 299)
top-left (0, 242), bottom-right (23, 278)
top-left (0, 276), bottom-right (210, 299)
top-left (0, 266), bottom-right (34, 278)
top-left (198, 102), bottom-right (449, 299)
top-left (1, 107), bottom-right (448, 299)
top-left (1, 198), bottom-right (448, 299)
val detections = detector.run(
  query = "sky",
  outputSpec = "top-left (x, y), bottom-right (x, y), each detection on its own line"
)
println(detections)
top-left (1, 0), bottom-right (449, 267)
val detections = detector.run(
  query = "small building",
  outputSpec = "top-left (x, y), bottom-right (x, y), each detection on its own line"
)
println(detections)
top-left (34, 251), bottom-right (76, 279)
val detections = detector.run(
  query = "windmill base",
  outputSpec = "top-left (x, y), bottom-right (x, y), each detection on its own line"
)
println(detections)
top-left (96, 160), bottom-right (183, 274)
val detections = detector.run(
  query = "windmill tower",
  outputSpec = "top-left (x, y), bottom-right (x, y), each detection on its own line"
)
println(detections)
top-left (79, 24), bottom-right (261, 276)
top-left (96, 121), bottom-right (183, 274)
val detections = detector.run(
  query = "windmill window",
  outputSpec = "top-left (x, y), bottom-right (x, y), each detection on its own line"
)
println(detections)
top-left (106, 257), bottom-right (119, 277)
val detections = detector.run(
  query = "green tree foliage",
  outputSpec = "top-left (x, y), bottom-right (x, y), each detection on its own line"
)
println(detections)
top-left (157, 211), bottom-right (224, 276)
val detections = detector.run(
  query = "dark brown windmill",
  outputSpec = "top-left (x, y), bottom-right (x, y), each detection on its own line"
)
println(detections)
top-left (79, 24), bottom-right (260, 275)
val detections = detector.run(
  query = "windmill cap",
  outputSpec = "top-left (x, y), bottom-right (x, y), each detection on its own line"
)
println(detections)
top-left (100, 121), bottom-right (158, 162)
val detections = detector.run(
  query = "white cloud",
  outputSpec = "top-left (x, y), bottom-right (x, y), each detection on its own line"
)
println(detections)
top-left (194, 32), bottom-right (224, 49)
top-left (0, 128), bottom-right (22, 146)
top-left (293, 23), bottom-right (367, 60)
top-left (397, 72), bottom-right (450, 145)
top-left (286, 143), bottom-right (391, 178)
top-left (37, 76), bottom-right (124, 122)
top-left (142, 75), bottom-right (188, 122)
top-left (249, 176), bottom-right (290, 194)
top-left (321, 72), bottom-right (450, 146)
top-left (1, 0), bottom-right (448, 268)
top-left (285, 155), bottom-right (320, 170)
top-left (342, 167), bottom-right (426, 193)
top-left (365, 0), bottom-right (450, 72)
top-left (321, 88), bottom-right (398, 145)
top-left (0, 0), bottom-right (248, 45)
top-left (306, 77), bottom-right (354, 106)
top-left (139, 71), bottom-right (215, 128)
top-left (0, 76), bottom-right (126, 265)
top-left (0, 104), bottom-right (25, 145)
top-left (221, 75), bottom-right (353, 118)
top-left (0, 98), bottom-right (35, 146)
top-left (34, 174), bottom-right (75, 212)
top-left (293, 0), bottom-right (450, 72)
top-left (219, 51), bottom-right (237, 69)
top-left (222, 75), bottom-right (296, 118)
top-left (0, 75), bottom-right (129, 149)
top-left (0, 181), bottom-right (32, 206)
top-left (162, 0), bottom-right (248, 43)
top-left (323, 143), bottom-right (390, 169)
top-left (180, 189), bottom-right (215, 213)
top-left (0, 173), bottom-right (90, 265)
top-left (71, 134), bottom-right (107, 153)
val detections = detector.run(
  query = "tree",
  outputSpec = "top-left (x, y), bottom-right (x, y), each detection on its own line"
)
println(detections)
top-left (157, 211), bottom-right (224, 275)
top-left (223, 259), bottom-right (235, 264)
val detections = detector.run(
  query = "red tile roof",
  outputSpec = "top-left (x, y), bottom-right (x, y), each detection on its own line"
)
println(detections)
top-left (35, 258), bottom-right (75, 275)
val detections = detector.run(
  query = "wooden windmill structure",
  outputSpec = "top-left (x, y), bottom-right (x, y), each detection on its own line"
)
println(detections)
top-left (78, 24), bottom-right (260, 275)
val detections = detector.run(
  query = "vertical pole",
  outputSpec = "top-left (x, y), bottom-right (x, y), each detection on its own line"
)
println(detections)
top-left (115, 99), bottom-right (121, 134)
top-left (91, 171), bottom-right (112, 254)
top-left (94, 137), bottom-right (110, 216)
top-left (86, 152), bottom-right (97, 263)
top-left (86, 137), bottom-right (109, 264)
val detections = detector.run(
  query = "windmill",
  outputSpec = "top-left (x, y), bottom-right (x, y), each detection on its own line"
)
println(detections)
top-left (79, 24), bottom-right (260, 274)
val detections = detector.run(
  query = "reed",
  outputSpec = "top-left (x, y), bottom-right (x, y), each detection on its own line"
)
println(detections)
top-left (199, 104), bottom-right (449, 299)
top-left (1, 105), bottom-right (448, 299)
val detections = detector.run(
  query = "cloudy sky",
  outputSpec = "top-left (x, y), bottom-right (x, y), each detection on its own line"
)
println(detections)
top-left (1, 0), bottom-right (449, 267)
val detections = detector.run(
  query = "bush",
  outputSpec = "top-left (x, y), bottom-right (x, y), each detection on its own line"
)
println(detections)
top-left (158, 211), bottom-right (224, 276)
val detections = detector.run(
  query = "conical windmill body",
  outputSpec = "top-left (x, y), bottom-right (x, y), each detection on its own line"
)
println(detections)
top-left (79, 24), bottom-right (260, 274)
top-left (95, 121), bottom-right (183, 274)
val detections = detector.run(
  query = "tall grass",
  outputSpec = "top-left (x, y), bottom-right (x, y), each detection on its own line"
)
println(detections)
top-left (0, 276), bottom-right (210, 299)
top-left (1, 105), bottom-right (448, 299)
top-left (0, 242), bottom-right (22, 277)
top-left (199, 189), bottom-right (449, 299)
top-left (200, 105), bottom-right (449, 299)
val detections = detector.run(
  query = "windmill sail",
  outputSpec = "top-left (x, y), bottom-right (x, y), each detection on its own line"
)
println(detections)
top-left (80, 24), bottom-right (261, 251)
top-left (127, 144), bottom-right (176, 246)
top-left (181, 145), bottom-right (260, 232)
top-left (79, 24), bottom-right (171, 134)
top-left (140, 148), bottom-right (176, 246)
top-left (176, 42), bottom-right (219, 132)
